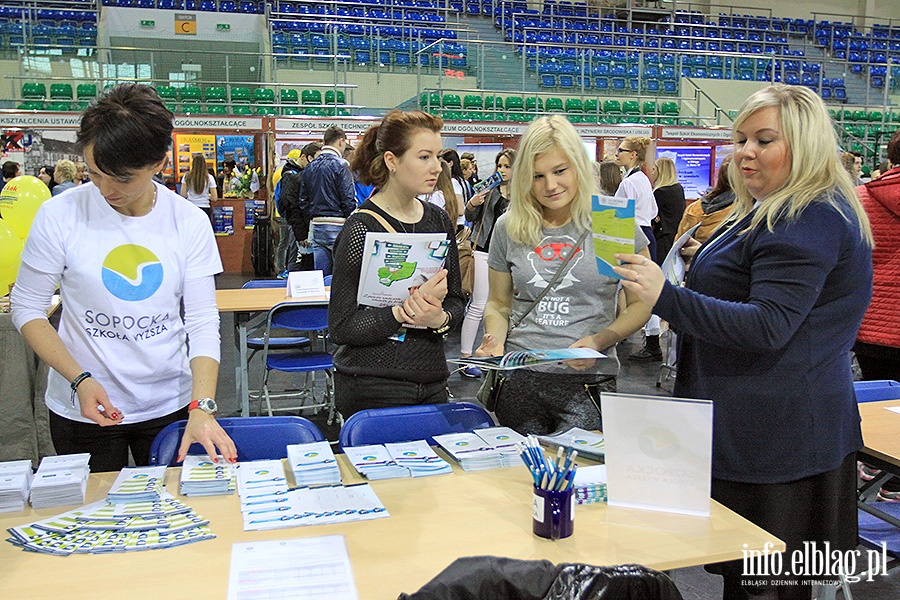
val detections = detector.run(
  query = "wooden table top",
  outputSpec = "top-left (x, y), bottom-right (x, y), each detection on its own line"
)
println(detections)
top-left (859, 399), bottom-right (900, 468)
top-left (216, 287), bottom-right (329, 313)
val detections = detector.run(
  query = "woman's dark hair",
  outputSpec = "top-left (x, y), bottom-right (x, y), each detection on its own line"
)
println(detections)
top-left (495, 148), bottom-right (516, 170)
top-left (77, 84), bottom-right (172, 178)
top-left (439, 148), bottom-right (464, 180)
top-left (887, 129), bottom-right (900, 166)
top-left (350, 110), bottom-right (443, 188)
top-left (707, 155), bottom-right (733, 199)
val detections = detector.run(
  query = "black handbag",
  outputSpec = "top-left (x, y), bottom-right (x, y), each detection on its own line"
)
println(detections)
top-left (475, 229), bottom-right (590, 412)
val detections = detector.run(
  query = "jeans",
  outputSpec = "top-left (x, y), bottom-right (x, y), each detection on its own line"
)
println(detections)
top-left (276, 217), bottom-right (297, 273)
top-left (310, 222), bottom-right (344, 276)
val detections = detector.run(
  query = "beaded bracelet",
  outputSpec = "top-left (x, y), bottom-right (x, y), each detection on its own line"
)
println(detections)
top-left (70, 371), bottom-right (92, 407)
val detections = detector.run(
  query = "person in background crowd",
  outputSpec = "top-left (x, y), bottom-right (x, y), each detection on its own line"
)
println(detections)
top-left (276, 144), bottom-right (321, 276)
top-left (218, 159), bottom-right (236, 193)
top-left (477, 116), bottom-right (652, 435)
top-left (2, 161), bottom-right (21, 183)
top-left (594, 160), bottom-right (622, 196)
top-left (180, 153), bottom-right (217, 221)
top-left (422, 160), bottom-right (460, 225)
top-left (841, 151), bottom-right (863, 186)
top-left (52, 159), bottom-right (78, 196)
top-left (615, 136), bottom-right (661, 362)
top-left (650, 157), bottom-right (686, 263)
top-left (615, 84), bottom-right (873, 600)
top-left (460, 151), bottom-right (479, 184)
top-left (300, 125), bottom-right (356, 276)
top-left (676, 155), bottom-right (737, 254)
top-left (870, 159), bottom-right (890, 181)
top-left (10, 83), bottom-right (236, 473)
top-left (438, 148), bottom-right (470, 231)
top-left (459, 149), bottom-right (516, 379)
top-left (75, 161), bottom-right (87, 185)
top-left (37, 165), bottom-right (56, 194)
top-left (329, 110), bottom-right (466, 418)
top-left (460, 158), bottom-right (476, 191)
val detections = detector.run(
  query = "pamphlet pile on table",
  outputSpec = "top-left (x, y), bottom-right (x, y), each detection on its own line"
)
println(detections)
top-left (571, 465), bottom-right (608, 505)
top-left (30, 453), bottom-right (91, 509)
top-left (180, 455), bottom-right (236, 496)
top-left (236, 459), bottom-right (388, 532)
top-left (538, 427), bottom-right (605, 462)
top-left (287, 441), bottom-right (342, 486)
top-left (0, 460), bottom-right (33, 513)
top-left (344, 440), bottom-right (452, 480)
top-left (6, 489), bottom-right (215, 555)
top-left (108, 465), bottom-right (167, 502)
top-left (433, 427), bottom-right (526, 471)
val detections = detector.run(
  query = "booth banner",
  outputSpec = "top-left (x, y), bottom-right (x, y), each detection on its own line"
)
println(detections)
top-left (174, 117), bottom-right (263, 130)
top-left (174, 134), bottom-right (216, 181)
top-left (661, 127), bottom-right (733, 140)
top-left (0, 115), bottom-right (82, 129)
top-left (216, 136), bottom-right (255, 170)
top-left (213, 205), bottom-right (234, 236)
top-left (657, 146), bottom-right (713, 200)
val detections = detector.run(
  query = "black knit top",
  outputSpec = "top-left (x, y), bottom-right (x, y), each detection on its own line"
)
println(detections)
top-left (328, 199), bottom-right (466, 383)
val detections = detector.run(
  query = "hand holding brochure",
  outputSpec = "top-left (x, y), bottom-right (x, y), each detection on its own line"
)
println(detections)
top-left (472, 171), bottom-right (503, 195)
top-left (448, 348), bottom-right (605, 371)
top-left (356, 232), bottom-right (450, 308)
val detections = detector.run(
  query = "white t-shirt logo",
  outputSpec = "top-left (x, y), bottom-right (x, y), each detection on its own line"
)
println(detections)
top-left (101, 244), bottom-right (164, 302)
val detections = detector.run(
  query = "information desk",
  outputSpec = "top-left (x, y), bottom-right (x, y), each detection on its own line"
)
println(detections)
top-left (216, 287), bottom-right (329, 418)
top-left (0, 457), bottom-right (784, 599)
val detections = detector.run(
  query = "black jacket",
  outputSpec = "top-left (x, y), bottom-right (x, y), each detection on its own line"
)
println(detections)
top-left (279, 159), bottom-right (307, 242)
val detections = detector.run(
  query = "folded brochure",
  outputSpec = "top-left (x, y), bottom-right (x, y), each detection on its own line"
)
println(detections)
top-left (448, 348), bottom-right (605, 370)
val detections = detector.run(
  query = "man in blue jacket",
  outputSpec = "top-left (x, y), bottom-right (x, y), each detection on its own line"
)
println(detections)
top-left (300, 125), bottom-right (356, 276)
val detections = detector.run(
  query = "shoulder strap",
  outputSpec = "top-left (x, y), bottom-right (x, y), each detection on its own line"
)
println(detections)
top-left (509, 228), bottom-right (591, 332)
top-left (354, 208), bottom-right (397, 234)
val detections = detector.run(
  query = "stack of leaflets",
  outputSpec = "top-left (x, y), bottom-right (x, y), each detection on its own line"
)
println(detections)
top-left (29, 453), bottom-right (91, 509)
top-left (107, 466), bottom-right (168, 503)
top-left (6, 493), bottom-right (215, 555)
top-left (236, 459), bottom-right (388, 532)
top-left (180, 456), bottom-right (236, 497)
top-left (537, 427), bottom-right (605, 462)
top-left (433, 427), bottom-right (526, 471)
top-left (0, 460), bottom-right (34, 513)
top-left (571, 464), bottom-right (608, 505)
top-left (342, 445), bottom-right (410, 480)
top-left (287, 441), bottom-right (342, 487)
top-left (449, 348), bottom-right (605, 371)
top-left (383, 440), bottom-right (452, 477)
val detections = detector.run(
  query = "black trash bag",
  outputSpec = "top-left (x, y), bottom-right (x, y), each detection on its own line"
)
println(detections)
top-left (398, 556), bottom-right (562, 600)
top-left (398, 558), bottom-right (683, 600)
top-left (544, 563), bottom-right (684, 600)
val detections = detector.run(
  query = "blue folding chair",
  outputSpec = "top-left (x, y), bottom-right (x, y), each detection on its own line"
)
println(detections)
top-left (339, 402), bottom-right (495, 449)
top-left (260, 302), bottom-right (340, 426)
top-left (148, 416), bottom-right (325, 466)
top-left (854, 380), bottom-right (900, 403)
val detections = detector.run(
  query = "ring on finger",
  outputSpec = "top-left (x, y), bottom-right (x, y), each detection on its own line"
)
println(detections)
top-left (409, 311), bottom-right (416, 317)
top-left (634, 274), bottom-right (641, 282)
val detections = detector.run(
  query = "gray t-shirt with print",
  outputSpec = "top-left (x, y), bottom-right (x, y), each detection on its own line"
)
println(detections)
top-left (488, 214), bottom-right (649, 376)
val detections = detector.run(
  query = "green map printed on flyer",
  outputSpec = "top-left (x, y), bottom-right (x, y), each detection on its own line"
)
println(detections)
top-left (357, 232), bottom-right (449, 308)
top-left (591, 194), bottom-right (635, 279)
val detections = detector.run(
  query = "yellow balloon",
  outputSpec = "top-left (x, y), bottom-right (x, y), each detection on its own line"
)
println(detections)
top-left (0, 175), bottom-right (51, 240)
top-left (0, 218), bottom-right (24, 291)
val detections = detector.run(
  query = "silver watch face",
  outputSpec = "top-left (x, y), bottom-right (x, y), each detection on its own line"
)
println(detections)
top-left (197, 397), bottom-right (217, 414)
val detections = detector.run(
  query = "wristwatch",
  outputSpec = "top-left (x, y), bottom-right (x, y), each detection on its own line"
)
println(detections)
top-left (188, 397), bottom-right (218, 416)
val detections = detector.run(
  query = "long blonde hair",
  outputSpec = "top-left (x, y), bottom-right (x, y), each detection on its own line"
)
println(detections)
top-left (653, 157), bottom-right (679, 190)
top-left (507, 116), bottom-right (594, 246)
top-left (729, 84), bottom-right (872, 245)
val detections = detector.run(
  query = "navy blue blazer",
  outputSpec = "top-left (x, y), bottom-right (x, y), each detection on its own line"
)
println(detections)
top-left (654, 198), bottom-right (873, 484)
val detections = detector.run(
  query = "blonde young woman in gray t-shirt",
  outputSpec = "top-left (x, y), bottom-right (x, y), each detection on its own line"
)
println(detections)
top-left (476, 116), bottom-right (652, 435)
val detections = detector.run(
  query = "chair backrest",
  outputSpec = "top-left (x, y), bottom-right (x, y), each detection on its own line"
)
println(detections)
top-left (339, 402), bottom-right (495, 448)
top-left (148, 416), bottom-right (325, 466)
top-left (269, 302), bottom-right (329, 332)
top-left (854, 380), bottom-right (900, 403)
top-left (242, 279), bottom-right (286, 289)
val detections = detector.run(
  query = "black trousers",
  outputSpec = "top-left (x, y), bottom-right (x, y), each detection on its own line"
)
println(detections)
top-left (49, 406), bottom-right (189, 473)
top-left (334, 371), bottom-right (448, 420)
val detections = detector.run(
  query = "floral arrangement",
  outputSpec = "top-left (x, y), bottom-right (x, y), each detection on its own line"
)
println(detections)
top-left (224, 166), bottom-right (261, 198)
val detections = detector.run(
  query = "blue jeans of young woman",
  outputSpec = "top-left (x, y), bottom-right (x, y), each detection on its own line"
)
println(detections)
top-left (310, 222), bottom-right (343, 276)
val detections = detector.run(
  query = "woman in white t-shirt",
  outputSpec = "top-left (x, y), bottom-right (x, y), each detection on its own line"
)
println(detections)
top-left (180, 153), bottom-right (217, 220)
top-left (11, 84), bottom-right (236, 473)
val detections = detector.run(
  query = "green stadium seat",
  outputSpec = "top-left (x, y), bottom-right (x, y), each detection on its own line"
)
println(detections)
top-left (484, 95), bottom-right (498, 110)
top-left (279, 89), bottom-right (299, 104)
top-left (76, 83), bottom-right (97, 100)
top-left (441, 94), bottom-right (462, 109)
top-left (72, 101), bottom-right (89, 111)
top-left (546, 97), bottom-right (564, 112)
top-left (504, 96), bottom-right (524, 111)
top-left (230, 87), bottom-right (252, 104)
top-left (22, 83), bottom-right (46, 99)
top-left (565, 98), bottom-right (583, 113)
top-left (232, 105), bottom-right (253, 115)
top-left (584, 98), bottom-right (599, 115)
top-left (49, 84), bottom-right (73, 100)
top-left (660, 101), bottom-right (679, 116)
top-left (868, 111), bottom-right (884, 122)
top-left (658, 117), bottom-right (676, 125)
top-left (181, 102), bottom-right (202, 115)
top-left (205, 86), bottom-right (227, 103)
top-left (642, 101), bottom-right (658, 115)
top-left (603, 100), bottom-right (621, 114)
top-left (46, 102), bottom-right (72, 111)
top-left (18, 101), bottom-right (44, 110)
top-left (253, 88), bottom-right (276, 104)
top-left (525, 97), bottom-right (543, 112)
top-left (851, 110), bottom-right (867, 122)
top-left (206, 105), bottom-right (227, 115)
top-left (155, 86), bottom-right (178, 101)
top-left (463, 94), bottom-right (483, 110)
top-left (179, 86), bottom-right (202, 102)
top-left (324, 90), bottom-right (346, 104)
top-left (255, 105), bottom-right (278, 115)
top-left (303, 107), bottom-right (326, 116)
top-left (622, 101), bottom-right (640, 115)
top-left (164, 103), bottom-right (179, 113)
top-left (301, 89), bottom-right (322, 105)
top-left (420, 92), bottom-right (441, 111)
top-left (282, 106), bottom-right (301, 116)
